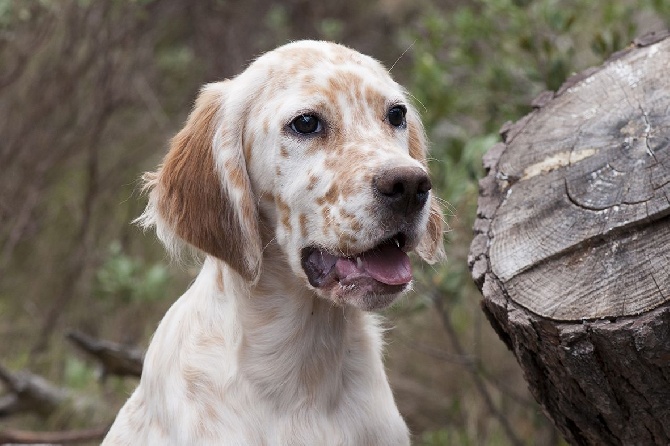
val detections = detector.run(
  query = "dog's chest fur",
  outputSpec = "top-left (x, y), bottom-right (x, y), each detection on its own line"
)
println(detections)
top-left (105, 258), bottom-right (409, 445)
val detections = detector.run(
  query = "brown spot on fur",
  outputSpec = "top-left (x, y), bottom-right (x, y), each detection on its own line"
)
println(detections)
top-left (338, 208), bottom-right (355, 219)
top-left (184, 367), bottom-right (213, 400)
top-left (261, 192), bottom-right (275, 203)
top-left (324, 183), bottom-right (339, 204)
top-left (240, 197), bottom-right (256, 237)
top-left (329, 44), bottom-right (379, 71)
top-left (299, 214), bottom-right (308, 239)
top-left (215, 263), bottom-right (225, 291)
top-left (277, 47), bottom-right (329, 76)
top-left (417, 197), bottom-right (446, 263)
top-left (324, 72), bottom-right (359, 106)
top-left (306, 174), bottom-right (318, 191)
top-left (225, 160), bottom-right (246, 189)
top-left (337, 208), bottom-right (363, 232)
top-left (276, 195), bottom-right (292, 232)
top-left (280, 145), bottom-right (289, 158)
top-left (340, 179), bottom-right (358, 199)
top-left (340, 233), bottom-right (358, 245)
top-left (327, 71), bottom-right (358, 94)
top-left (195, 333), bottom-right (227, 350)
top-left (182, 366), bottom-right (223, 437)
top-left (243, 134), bottom-right (254, 162)
top-left (204, 403), bottom-right (219, 423)
top-left (275, 166), bottom-right (281, 176)
top-left (321, 206), bottom-right (332, 234)
top-left (332, 164), bottom-right (370, 200)
top-left (324, 156), bottom-right (338, 170)
top-left (364, 85), bottom-right (387, 117)
top-left (408, 112), bottom-right (428, 166)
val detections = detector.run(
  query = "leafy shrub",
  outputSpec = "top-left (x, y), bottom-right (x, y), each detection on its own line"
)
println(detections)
top-left (95, 241), bottom-right (170, 303)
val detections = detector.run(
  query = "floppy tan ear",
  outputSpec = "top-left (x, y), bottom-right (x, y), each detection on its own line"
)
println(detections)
top-left (138, 82), bottom-right (262, 282)
top-left (408, 108), bottom-right (447, 264)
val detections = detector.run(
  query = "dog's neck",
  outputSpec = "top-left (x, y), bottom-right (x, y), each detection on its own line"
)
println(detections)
top-left (212, 253), bottom-right (385, 412)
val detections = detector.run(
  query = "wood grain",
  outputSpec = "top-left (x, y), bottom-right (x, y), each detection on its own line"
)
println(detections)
top-left (470, 31), bottom-right (670, 445)
top-left (487, 34), bottom-right (670, 320)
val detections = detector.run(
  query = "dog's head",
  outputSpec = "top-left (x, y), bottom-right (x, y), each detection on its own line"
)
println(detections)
top-left (139, 40), bottom-right (445, 310)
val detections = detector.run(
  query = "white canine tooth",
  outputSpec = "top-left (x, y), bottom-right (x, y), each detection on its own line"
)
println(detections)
top-left (394, 238), bottom-right (400, 248)
top-left (356, 257), bottom-right (363, 268)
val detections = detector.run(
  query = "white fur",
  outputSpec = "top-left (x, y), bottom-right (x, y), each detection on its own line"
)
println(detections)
top-left (104, 254), bottom-right (409, 445)
top-left (103, 40), bottom-right (445, 445)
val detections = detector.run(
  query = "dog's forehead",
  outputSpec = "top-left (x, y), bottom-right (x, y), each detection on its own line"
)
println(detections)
top-left (243, 41), bottom-right (404, 115)
top-left (248, 41), bottom-right (399, 91)
top-left (257, 41), bottom-right (388, 76)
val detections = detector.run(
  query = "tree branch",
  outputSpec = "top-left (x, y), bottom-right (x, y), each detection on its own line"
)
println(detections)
top-left (0, 364), bottom-right (68, 418)
top-left (67, 331), bottom-right (143, 379)
top-left (0, 426), bottom-right (109, 444)
top-left (431, 293), bottom-right (524, 446)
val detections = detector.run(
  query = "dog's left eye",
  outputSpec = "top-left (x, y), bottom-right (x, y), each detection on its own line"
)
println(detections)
top-left (291, 115), bottom-right (322, 134)
top-left (387, 105), bottom-right (407, 127)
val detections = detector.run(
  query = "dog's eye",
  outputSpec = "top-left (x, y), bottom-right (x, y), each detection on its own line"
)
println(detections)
top-left (291, 115), bottom-right (322, 134)
top-left (387, 105), bottom-right (407, 127)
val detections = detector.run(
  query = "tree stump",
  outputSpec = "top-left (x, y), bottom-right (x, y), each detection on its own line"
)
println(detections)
top-left (469, 31), bottom-right (670, 446)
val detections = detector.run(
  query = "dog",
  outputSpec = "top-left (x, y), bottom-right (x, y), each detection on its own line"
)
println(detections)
top-left (103, 40), bottom-right (445, 445)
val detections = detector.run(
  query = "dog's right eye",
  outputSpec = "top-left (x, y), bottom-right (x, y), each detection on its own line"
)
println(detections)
top-left (290, 115), bottom-right (322, 134)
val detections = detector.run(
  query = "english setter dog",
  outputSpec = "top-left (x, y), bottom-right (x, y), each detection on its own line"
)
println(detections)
top-left (103, 40), bottom-right (444, 445)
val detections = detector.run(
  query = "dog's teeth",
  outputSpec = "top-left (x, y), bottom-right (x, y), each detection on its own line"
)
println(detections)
top-left (356, 257), bottom-right (363, 268)
top-left (394, 238), bottom-right (400, 248)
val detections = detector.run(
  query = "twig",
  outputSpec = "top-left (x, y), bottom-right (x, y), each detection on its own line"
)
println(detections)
top-left (394, 332), bottom-right (474, 366)
top-left (432, 292), bottom-right (524, 446)
top-left (67, 331), bottom-right (144, 379)
top-left (0, 364), bottom-right (68, 418)
top-left (395, 331), bottom-right (536, 409)
top-left (0, 425), bottom-right (109, 444)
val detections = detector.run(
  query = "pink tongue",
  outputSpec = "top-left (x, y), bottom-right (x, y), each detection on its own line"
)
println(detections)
top-left (335, 243), bottom-right (412, 285)
top-left (363, 243), bottom-right (412, 285)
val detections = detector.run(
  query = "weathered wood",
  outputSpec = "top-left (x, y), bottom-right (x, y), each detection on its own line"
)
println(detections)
top-left (470, 31), bottom-right (670, 445)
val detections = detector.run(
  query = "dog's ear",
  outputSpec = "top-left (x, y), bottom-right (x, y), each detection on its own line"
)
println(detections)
top-left (407, 108), bottom-right (447, 264)
top-left (138, 82), bottom-right (262, 282)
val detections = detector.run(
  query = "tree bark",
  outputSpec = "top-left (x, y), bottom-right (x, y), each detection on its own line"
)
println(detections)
top-left (469, 31), bottom-right (670, 446)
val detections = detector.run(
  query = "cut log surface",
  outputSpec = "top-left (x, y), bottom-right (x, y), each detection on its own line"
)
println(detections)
top-left (470, 31), bottom-right (670, 446)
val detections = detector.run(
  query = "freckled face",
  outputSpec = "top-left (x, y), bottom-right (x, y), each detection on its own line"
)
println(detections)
top-left (242, 43), bottom-right (432, 308)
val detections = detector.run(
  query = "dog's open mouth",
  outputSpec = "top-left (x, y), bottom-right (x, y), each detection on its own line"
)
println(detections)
top-left (300, 234), bottom-right (412, 302)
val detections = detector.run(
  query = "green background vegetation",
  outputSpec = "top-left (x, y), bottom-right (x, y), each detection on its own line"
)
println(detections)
top-left (0, 0), bottom-right (667, 444)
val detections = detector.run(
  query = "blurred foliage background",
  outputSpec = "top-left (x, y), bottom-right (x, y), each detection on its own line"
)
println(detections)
top-left (0, 0), bottom-right (667, 444)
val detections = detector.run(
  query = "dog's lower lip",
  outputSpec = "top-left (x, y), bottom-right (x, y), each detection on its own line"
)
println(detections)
top-left (301, 235), bottom-right (412, 290)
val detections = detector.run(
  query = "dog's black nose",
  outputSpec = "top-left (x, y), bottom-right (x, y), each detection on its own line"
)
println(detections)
top-left (373, 166), bottom-right (431, 215)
